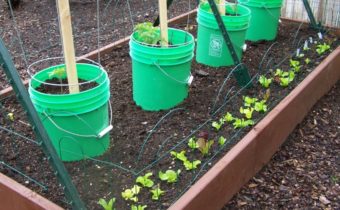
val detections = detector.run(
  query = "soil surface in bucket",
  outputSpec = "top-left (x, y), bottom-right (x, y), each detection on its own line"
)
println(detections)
top-left (35, 78), bottom-right (98, 94)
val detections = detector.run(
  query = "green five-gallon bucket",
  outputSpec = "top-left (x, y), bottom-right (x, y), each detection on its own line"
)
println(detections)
top-left (239, 0), bottom-right (283, 41)
top-left (196, 3), bottom-right (251, 67)
top-left (29, 63), bottom-right (111, 161)
top-left (129, 28), bottom-right (195, 111)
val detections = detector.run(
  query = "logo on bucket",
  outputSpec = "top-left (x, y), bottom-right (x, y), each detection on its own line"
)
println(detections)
top-left (209, 34), bottom-right (223, 57)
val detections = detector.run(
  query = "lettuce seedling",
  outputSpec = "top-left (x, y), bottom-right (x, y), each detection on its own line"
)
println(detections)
top-left (304, 58), bottom-right (311, 65)
top-left (131, 205), bottom-right (147, 210)
top-left (170, 150), bottom-right (187, 162)
top-left (218, 136), bottom-right (227, 146)
top-left (150, 185), bottom-right (165, 200)
top-left (7, 112), bottom-right (14, 121)
top-left (136, 173), bottom-right (154, 188)
top-left (183, 160), bottom-right (201, 170)
top-left (212, 118), bottom-right (224, 131)
top-left (197, 138), bottom-right (214, 156)
top-left (279, 71), bottom-right (295, 87)
top-left (258, 75), bottom-right (272, 88)
top-left (274, 68), bottom-right (284, 77)
top-left (134, 22), bottom-right (161, 45)
top-left (243, 96), bottom-right (258, 107)
top-left (240, 107), bottom-right (254, 119)
top-left (188, 137), bottom-right (199, 150)
top-left (254, 100), bottom-right (267, 113)
top-left (290, 59), bottom-right (301, 73)
top-left (158, 169), bottom-right (181, 183)
top-left (98, 197), bottom-right (116, 210)
top-left (48, 67), bottom-right (66, 92)
top-left (121, 185), bottom-right (141, 202)
top-left (223, 112), bottom-right (234, 123)
top-left (233, 118), bottom-right (254, 129)
top-left (316, 43), bottom-right (330, 55)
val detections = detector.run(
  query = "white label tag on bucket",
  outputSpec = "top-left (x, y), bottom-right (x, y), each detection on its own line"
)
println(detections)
top-left (188, 75), bottom-right (194, 86)
top-left (309, 37), bottom-right (313, 43)
top-left (98, 125), bottom-right (113, 138)
top-left (318, 32), bottom-right (323, 39)
top-left (242, 44), bottom-right (247, 52)
top-left (296, 48), bottom-right (301, 57)
top-left (209, 34), bottom-right (223, 58)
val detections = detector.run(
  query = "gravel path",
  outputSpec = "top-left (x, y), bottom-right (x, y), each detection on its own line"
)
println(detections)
top-left (224, 82), bottom-right (340, 209)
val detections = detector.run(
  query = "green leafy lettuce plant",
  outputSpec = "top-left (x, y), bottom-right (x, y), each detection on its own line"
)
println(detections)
top-left (316, 43), bottom-right (330, 55)
top-left (258, 75), bottom-right (272, 88)
top-left (240, 107), bottom-right (254, 119)
top-left (304, 58), bottom-right (311, 65)
top-left (134, 22), bottom-right (161, 45)
top-left (183, 159), bottom-right (201, 170)
top-left (136, 173), bottom-right (154, 188)
top-left (131, 205), bottom-right (147, 210)
top-left (289, 59), bottom-right (301, 73)
top-left (218, 136), bottom-right (227, 146)
top-left (243, 96), bottom-right (258, 107)
top-left (254, 100), bottom-right (268, 113)
top-left (188, 137), bottom-right (199, 150)
top-left (170, 150), bottom-right (188, 162)
top-left (233, 118), bottom-right (254, 129)
top-left (212, 118), bottom-right (224, 131)
top-left (98, 197), bottom-right (116, 210)
top-left (150, 185), bottom-right (165, 200)
top-left (159, 169), bottom-right (181, 183)
top-left (121, 185), bottom-right (141, 202)
top-left (223, 112), bottom-right (234, 123)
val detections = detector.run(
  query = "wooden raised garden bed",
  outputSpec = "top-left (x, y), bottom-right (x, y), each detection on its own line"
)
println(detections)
top-left (0, 9), bottom-right (339, 210)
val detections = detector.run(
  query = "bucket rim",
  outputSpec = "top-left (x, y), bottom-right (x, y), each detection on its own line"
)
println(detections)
top-left (130, 27), bottom-right (194, 49)
top-left (199, 2), bottom-right (251, 18)
top-left (27, 57), bottom-right (106, 89)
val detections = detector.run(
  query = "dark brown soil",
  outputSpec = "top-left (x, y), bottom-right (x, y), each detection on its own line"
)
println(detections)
top-left (35, 78), bottom-right (98, 94)
top-left (0, 2), bottom-right (339, 210)
top-left (224, 82), bottom-right (340, 210)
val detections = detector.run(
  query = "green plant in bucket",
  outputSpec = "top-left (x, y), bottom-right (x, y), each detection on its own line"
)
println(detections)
top-left (134, 22), bottom-right (161, 45)
top-left (48, 67), bottom-right (66, 92)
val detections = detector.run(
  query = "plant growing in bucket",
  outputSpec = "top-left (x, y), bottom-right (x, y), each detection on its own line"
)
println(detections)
top-left (196, 2), bottom-right (251, 67)
top-left (28, 58), bottom-right (112, 161)
top-left (129, 22), bottom-right (195, 111)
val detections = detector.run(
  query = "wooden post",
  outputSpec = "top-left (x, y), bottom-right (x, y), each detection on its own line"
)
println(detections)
top-left (217, 0), bottom-right (225, 16)
top-left (57, 0), bottom-right (79, 93)
top-left (158, 0), bottom-right (169, 47)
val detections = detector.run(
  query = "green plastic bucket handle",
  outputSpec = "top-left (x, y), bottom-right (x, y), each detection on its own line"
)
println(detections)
top-left (153, 61), bottom-right (194, 86)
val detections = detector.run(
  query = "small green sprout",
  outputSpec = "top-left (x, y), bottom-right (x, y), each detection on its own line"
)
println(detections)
top-left (48, 67), bottom-right (66, 79)
top-left (150, 185), bottom-right (165, 200)
top-left (290, 59), bottom-right (301, 73)
top-left (274, 69), bottom-right (284, 77)
top-left (279, 71), bottom-right (295, 87)
top-left (131, 205), bottom-right (147, 210)
top-left (258, 75), bottom-right (272, 88)
top-left (170, 150), bottom-right (187, 162)
top-left (240, 107), bottom-right (254, 119)
top-left (304, 58), bottom-right (311, 65)
top-left (218, 136), bottom-right (227, 146)
top-left (122, 185), bottom-right (141, 202)
top-left (243, 96), bottom-right (258, 107)
top-left (212, 118), bottom-right (224, 131)
top-left (254, 100), bottom-right (268, 113)
top-left (183, 159), bottom-right (201, 170)
top-left (188, 137), bottom-right (199, 150)
top-left (98, 197), bottom-right (116, 210)
top-left (136, 173), bottom-right (154, 188)
top-left (316, 43), bottom-right (330, 55)
top-left (158, 169), bottom-right (181, 183)
top-left (223, 112), bottom-right (234, 123)
top-left (7, 112), bottom-right (14, 121)
top-left (233, 118), bottom-right (254, 129)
